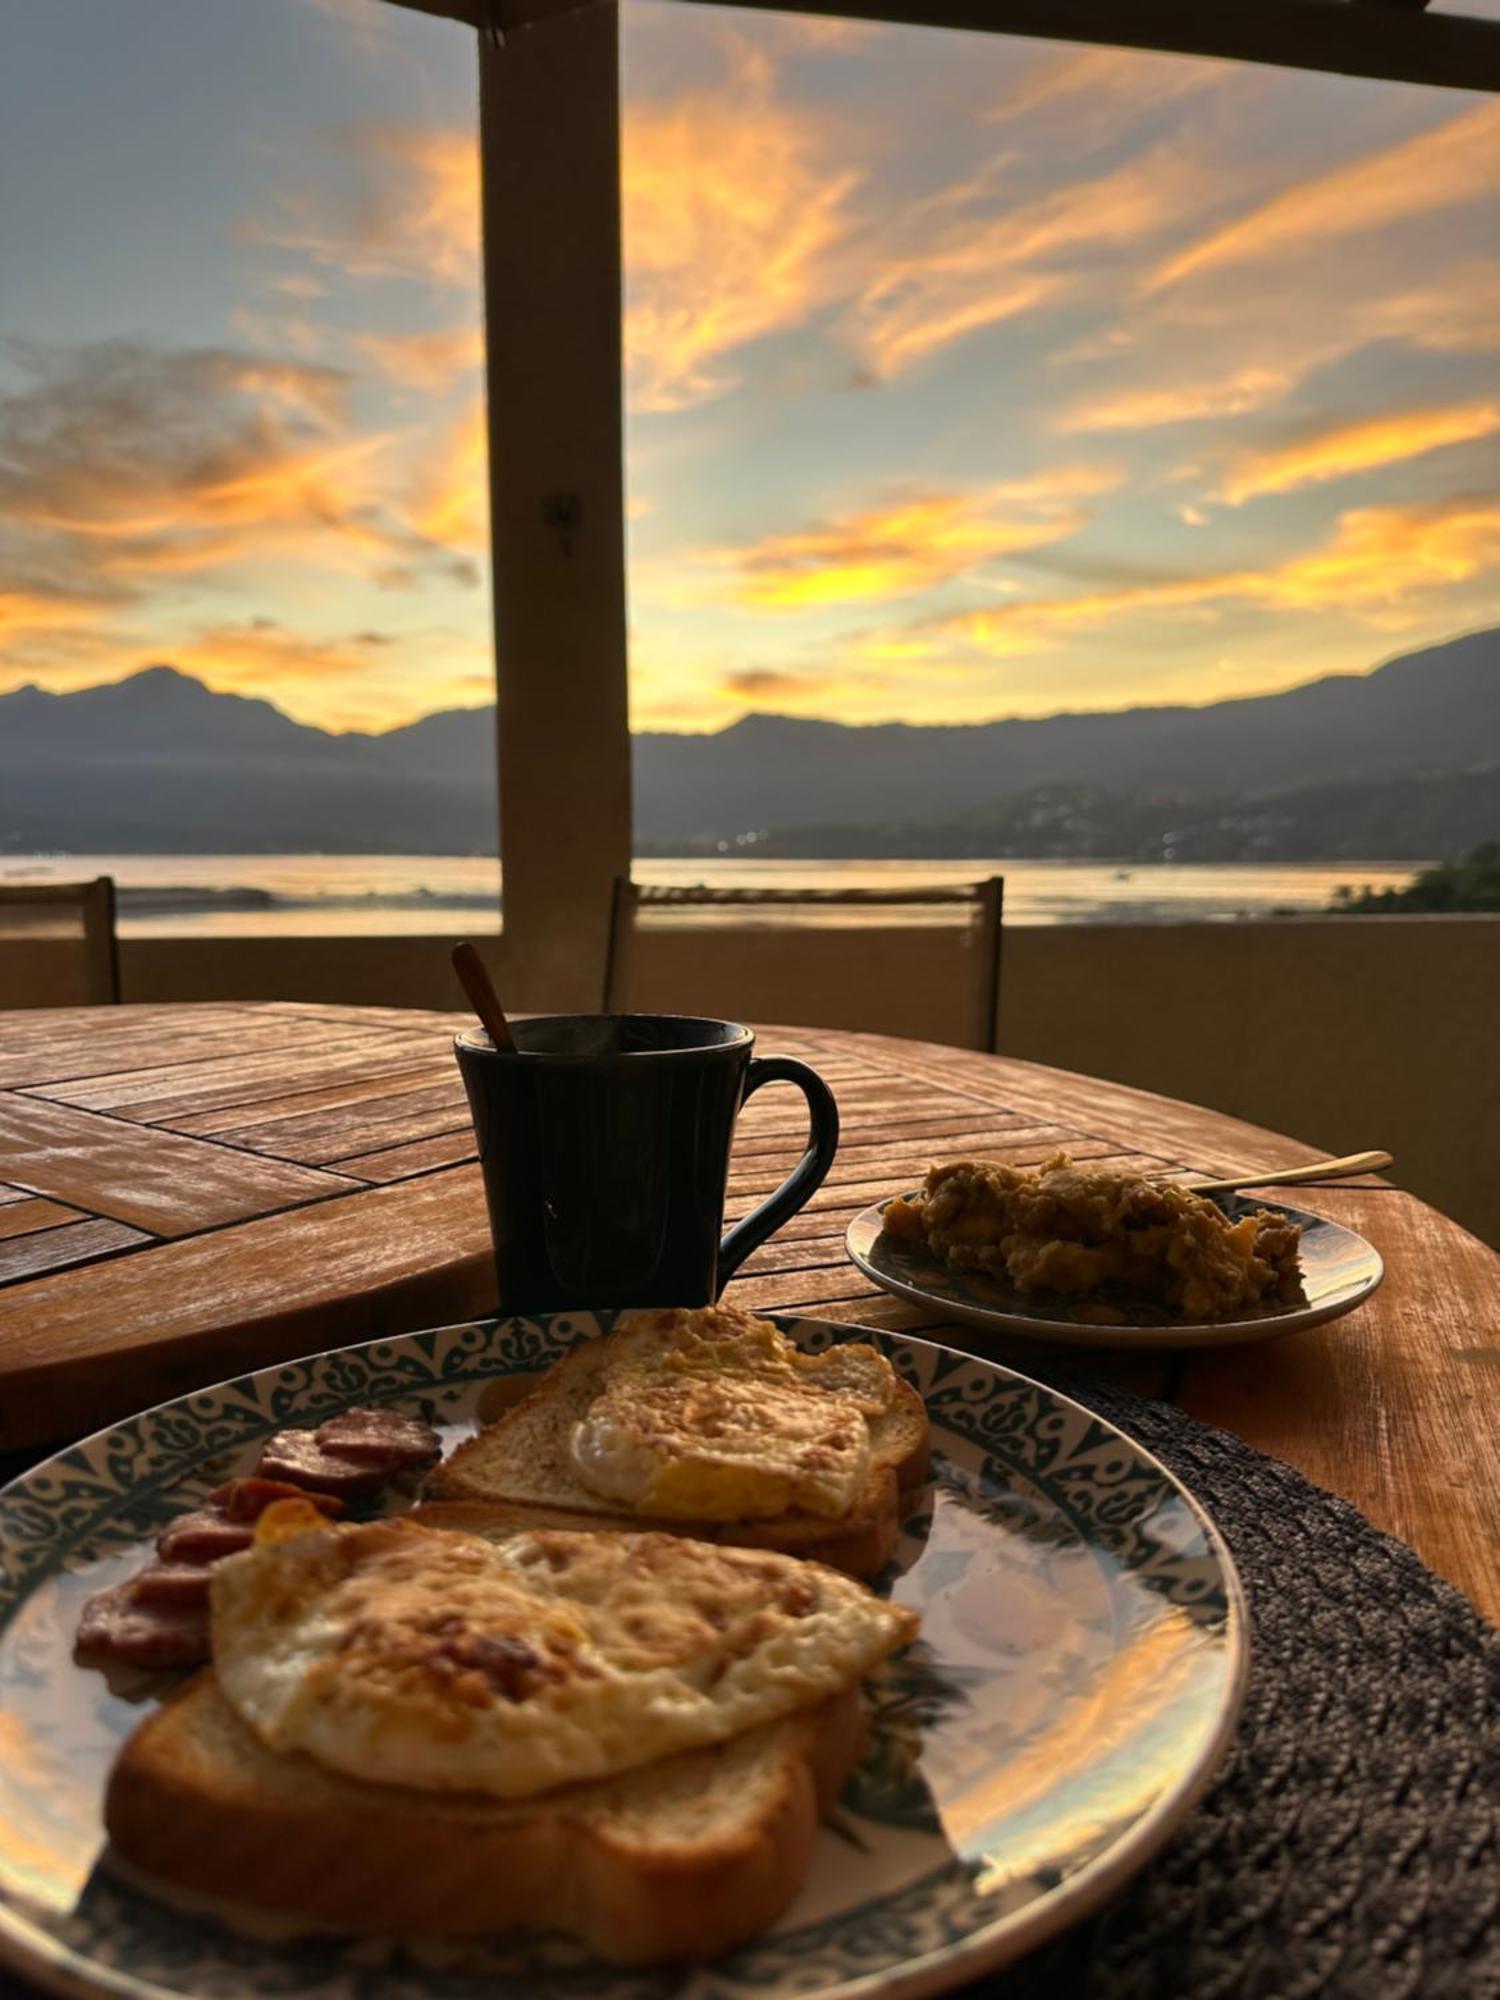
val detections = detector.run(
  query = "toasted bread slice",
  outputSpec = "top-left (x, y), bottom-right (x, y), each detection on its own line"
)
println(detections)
top-left (408, 1491), bottom-right (904, 1580)
top-left (424, 1329), bottom-right (929, 1580)
top-left (105, 1672), bottom-right (867, 1963)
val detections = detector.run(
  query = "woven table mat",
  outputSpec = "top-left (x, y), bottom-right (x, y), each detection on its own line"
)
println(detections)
top-left (963, 1381), bottom-right (1500, 2000)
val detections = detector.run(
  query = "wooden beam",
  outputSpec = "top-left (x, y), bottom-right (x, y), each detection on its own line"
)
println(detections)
top-left (474, 0), bottom-right (1500, 92)
top-left (478, 6), bottom-right (633, 1011)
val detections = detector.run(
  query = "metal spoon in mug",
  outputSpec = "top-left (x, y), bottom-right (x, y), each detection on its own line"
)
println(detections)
top-left (1168, 1150), bottom-right (1392, 1198)
top-left (451, 940), bottom-right (517, 1053)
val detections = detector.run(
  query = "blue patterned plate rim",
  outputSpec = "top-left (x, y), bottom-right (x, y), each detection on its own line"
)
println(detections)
top-left (847, 1190), bottom-right (1383, 1349)
top-left (0, 1312), bottom-right (1249, 2000)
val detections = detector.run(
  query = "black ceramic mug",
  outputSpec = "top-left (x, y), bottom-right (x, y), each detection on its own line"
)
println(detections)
top-left (454, 1013), bottom-right (839, 1315)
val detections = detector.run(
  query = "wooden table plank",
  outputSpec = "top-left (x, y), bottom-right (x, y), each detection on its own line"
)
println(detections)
top-left (0, 1009), bottom-right (356, 1091)
top-left (29, 1033), bottom-right (446, 1122)
top-left (0, 1197), bottom-right (83, 1240)
top-left (0, 1217), bottom-right (150, 1285)
top-left (0, 1165), bottom-right (495, 1446)
top-left (191, 1081), bottom-right (470, 1166)
top-left (166, 1067), bottom-right (457, 1139)
top-left (334, 1130), bottom-right (479, 1182)
top-left (843, 1037), bottom-right (1328, 1177)
top-left (0, 1094), bottom-right (361, 1236)
top-left (724, 1129), bottom-right (1141, 1206)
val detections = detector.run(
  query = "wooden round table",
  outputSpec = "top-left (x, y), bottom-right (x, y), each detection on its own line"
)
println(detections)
top-left (0, 1001), bottom-right (1494, 1619)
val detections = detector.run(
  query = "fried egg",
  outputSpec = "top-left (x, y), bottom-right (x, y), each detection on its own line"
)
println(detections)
top-left (567, 1306), bottom-right (899, 1521)
top-left (211, 1501), bottom-right (917, 1799)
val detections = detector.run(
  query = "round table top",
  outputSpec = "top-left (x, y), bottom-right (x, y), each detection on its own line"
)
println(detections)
top-left (0, 1000), bottom-right (1494, 1619)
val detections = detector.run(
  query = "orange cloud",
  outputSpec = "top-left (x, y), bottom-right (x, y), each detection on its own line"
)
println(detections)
top-left (1219, 400), bottom-right (1500, 505)
top-left (990, 43), bottom-right (1229, 137)
top-left (0, 586), bottom-right (104, 646)
top-left (850, 147), bottom-right (1224, 378)
top-left (700, 472), bottom-right (1116, 610)
top-left (353, 326), bottom-right (484, 390)
top-left (169, 620), bottom-right (392, 691)
top-left (1254, 493), bottom-right (1500, 611)
top-left (622, 44), bottom-right (858, 410)
top-left (0, 344), bottom-right (398, 584)
top-left (857, 492), bottom-right (1500, 660)
top-left (246, 126), bottom-right (480, 288)
top-left (0, 340), bottom-right (490, 611)
top-left (1058, 366), bottom-right (1295, 433)
top-left (405, 402), bottom-right (489, 554)
top-left (1150, 100), bottom-right (1500, 291)
top-left (723, 667), bottom-right (837, 703)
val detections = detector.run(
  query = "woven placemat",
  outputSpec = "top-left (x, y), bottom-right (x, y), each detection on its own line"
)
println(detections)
top-left (969, 1382), bottom-right (1500, 2000)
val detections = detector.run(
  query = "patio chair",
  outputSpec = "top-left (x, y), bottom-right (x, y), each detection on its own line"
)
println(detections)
top-left (604, 875), bottom-right (1004, 1053)
top-left (0, 877), bottom-right (122, 1007)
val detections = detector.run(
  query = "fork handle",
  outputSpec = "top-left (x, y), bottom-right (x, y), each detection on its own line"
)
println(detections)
top-left (1186, 1150), bottom-right (1393, 1198)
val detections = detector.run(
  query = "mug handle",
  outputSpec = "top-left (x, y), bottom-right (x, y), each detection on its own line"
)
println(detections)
top-left (718, 1057), bottom-right (840, 1289)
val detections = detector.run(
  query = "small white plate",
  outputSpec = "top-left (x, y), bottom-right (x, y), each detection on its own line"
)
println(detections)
top-left (847, 1192), bottom-right (1383, 1349)
top-left (0, 1311), bottom-right (1246, 2000)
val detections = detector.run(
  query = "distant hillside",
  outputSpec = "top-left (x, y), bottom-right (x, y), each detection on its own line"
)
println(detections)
top-left (0, 666), bottom-right (495, 854)
top-left (0, 627), bottom-right (1495, 858)
top-left (631, 627), bottom-right (1500, 843)
top-left (729, 768), bottom-right (1500, 864)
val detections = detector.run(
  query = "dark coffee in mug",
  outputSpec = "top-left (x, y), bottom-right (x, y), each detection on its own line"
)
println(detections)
top-left (454, 1014), bottom-right (839, 1316)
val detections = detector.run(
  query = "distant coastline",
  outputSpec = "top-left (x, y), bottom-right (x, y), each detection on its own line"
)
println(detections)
top-left (2, 854), bottom-right (1435, 937)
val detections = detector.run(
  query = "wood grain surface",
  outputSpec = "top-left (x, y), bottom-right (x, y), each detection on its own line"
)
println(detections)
top-left (0, 1002), bottom-right (1494, 1619)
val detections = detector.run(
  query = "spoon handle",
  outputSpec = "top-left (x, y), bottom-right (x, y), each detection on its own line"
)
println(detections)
top-left (451, 941), bottom-right (518, 1053)
top-left (1184, 1150), bottom-right (1393, 1198)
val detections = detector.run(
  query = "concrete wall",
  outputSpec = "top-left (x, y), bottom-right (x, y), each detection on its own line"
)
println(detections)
top-left (2, 916), bottom-right (1495, 1242)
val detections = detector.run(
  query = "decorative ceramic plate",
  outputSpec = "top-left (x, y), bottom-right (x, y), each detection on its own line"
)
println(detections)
top-left (847, 1192), bottom-right (1383, 1349)
top-left (0, 1313), bottom-right (1246, 2000)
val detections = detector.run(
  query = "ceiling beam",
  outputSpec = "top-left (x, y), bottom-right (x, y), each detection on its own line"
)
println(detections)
top-left (404, 0), bottom-right (1500, 93)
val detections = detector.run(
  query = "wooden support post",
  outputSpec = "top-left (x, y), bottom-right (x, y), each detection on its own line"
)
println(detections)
top-left (479, 5), bottom-right (632, 1011)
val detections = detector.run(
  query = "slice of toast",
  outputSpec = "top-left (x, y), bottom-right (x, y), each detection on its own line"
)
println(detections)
top-left (424, 1331), bottom-right (931, 1580)
top-left (105, 1672), bottom-right (868, 1964)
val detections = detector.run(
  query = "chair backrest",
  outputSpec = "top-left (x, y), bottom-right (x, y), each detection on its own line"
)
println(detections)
top-left (0, 878), bottom-right (122, 1007)
top-left (603, 875), bottom-right (1004, 1052)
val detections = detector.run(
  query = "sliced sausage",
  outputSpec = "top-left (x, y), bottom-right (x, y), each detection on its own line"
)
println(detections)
top-left (256, 1430), bottom-right (391, 1499)
top-left (314, 1408), bottom-right (442, 1471)
top-left (208, 1477), bottom-right (344, 1522)
top-left (130, 1563), bottom-right (214, 1610)
top-left (156, 1510), bottom-right (256, 1565)
top-left (75, 1581), bottom-right (210, 1671)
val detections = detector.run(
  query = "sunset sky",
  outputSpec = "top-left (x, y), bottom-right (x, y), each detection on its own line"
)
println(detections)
top-left (2, 0), bottom-right (1498, 733)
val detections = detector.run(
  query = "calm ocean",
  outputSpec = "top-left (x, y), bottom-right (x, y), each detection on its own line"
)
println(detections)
top-left (0, 854), bottom-right (1428, 935)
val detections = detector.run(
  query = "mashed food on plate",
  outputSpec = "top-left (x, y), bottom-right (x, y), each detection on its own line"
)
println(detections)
top-left (885, 1153), bottom-right (1302, 1320)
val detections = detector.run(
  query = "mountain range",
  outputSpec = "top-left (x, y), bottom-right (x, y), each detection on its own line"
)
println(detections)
top-left (0, 626), bottom-right (1495, 860)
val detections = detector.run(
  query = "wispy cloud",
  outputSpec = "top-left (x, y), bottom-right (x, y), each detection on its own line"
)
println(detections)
top-left (989, 43), bottom-right (1231, 141)
top-left (0, 336), bottom-right (494, 718)
top-left (697, 470), bottom-right (1116, 609)
top-left (849, 146), bottom-right (1226, 378)
top-left (403, 401), bottom-right (488, 560)
top-left (352, 326), bottom-right (483, 390)
top-left (1218, 400), bottom-right (1500, 505)
top-left (622, 41), bottom-right (858, 411)
top-left (1058, 365), bottom-right (1295, 434)
top-left (0, 341), bottom-right (397, 593)
top-left (854, 491), bottom-right (1500, 661)
top-left (1149, 100), bottom-right (1500, 291)
top-left (245, 126), bottom-right (480, 288)
top-left (722, 666), bottom-right (838, 703)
